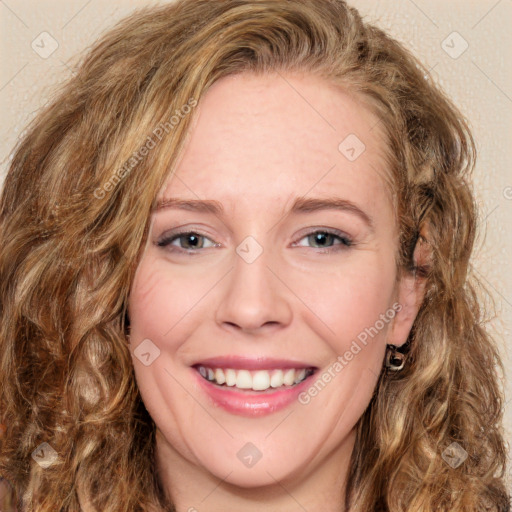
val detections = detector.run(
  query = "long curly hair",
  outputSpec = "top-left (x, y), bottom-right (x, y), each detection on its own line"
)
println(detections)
top-left (0, 0), bottom-right (510, 510)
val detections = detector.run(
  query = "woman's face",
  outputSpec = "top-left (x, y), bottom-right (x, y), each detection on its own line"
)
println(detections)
top-left (128, 72), bottom-right (419, 489)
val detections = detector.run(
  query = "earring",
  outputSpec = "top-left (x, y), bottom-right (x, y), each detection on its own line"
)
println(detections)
top-left (385, 344), bottom-right (406, 371)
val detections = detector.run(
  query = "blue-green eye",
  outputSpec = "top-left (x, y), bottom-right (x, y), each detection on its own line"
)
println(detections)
top-left (293, 230), bottom-right (352, 251)
top-left (156, 229), bottom-right (353, 254)
top-left (157, 231), bottom-right (219, 251)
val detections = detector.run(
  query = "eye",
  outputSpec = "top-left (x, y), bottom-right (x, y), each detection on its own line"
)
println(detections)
top-left (293, 229), bottom-right (353, 252)
top-left (155, 228), bottom-right (353, 255)
top-left (156, 231), bottom-right (220, 253)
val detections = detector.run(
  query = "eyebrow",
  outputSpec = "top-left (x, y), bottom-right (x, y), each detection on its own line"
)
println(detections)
top-left (154, 196), bottom-right (374, 230)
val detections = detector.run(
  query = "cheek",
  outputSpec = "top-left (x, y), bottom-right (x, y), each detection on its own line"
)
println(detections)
top-left (129, 247), bottom-right (398, 360)
top-left (128, 256), bottom-right (212, 347)
top-left (292, 265), bottom-right (396, 429)
top-left (289, 256), bottom-right (398, 353)
top-left (127, 257), bottom-right (213, 457)
top-left (128, 268), bottom-right (172, 344)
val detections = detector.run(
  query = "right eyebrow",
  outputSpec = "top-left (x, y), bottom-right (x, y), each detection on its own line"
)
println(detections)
top-left (153, 195), bottom-right (374, 232)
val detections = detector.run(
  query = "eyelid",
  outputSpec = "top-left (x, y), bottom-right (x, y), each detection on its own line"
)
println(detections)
top-left (291, 227), bottom-right (353, 249)
top-left (156, 228), bottom-right (220, 249)
top-left (155, 226), bottom-right (354, 254)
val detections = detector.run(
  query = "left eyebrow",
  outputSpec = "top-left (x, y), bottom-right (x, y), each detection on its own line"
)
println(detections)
top-left (289, 197), bottom-right (374, 231)
top-left (153, 196), bottom-right (375, 231)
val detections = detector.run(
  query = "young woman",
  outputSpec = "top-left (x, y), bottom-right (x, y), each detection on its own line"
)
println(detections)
top-left (0, 0), bottom-right (510, 510)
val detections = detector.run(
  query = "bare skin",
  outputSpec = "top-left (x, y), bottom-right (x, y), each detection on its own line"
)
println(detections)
top-left (128, 72), bottom-right (425, 512)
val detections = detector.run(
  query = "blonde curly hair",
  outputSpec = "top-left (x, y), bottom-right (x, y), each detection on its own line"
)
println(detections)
top-left (0, 0), bottom-right (510, 510)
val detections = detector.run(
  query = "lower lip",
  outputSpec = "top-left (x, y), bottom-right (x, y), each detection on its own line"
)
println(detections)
top-left (192, 369), bottom-right (315, 417)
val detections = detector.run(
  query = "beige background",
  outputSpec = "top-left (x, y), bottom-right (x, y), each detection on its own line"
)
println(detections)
top-left (1, 0), bottom-right (511, 488)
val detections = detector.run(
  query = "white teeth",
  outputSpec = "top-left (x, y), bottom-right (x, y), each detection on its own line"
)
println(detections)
top-left (196, 365), bottom-right (313, 391)
top-left (283, 369), bottom-right (295, 386)
top-left (252, 370), bottom-right (271, 391)
top-left (214, 368), bottom-right (226, 385)
top-left (236, 370), bottom-right (252, 389)
top-left (225, 369), bottom-right (237, 387)
top-left (270, 369), bottom-right (284, 388)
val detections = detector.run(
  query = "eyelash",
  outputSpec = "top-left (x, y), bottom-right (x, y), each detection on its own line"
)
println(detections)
top-left (156, 229), bottom-right (353, 255)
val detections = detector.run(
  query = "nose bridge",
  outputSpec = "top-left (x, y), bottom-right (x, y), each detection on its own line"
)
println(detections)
top-left (214, 235), bottom-right (292, 332)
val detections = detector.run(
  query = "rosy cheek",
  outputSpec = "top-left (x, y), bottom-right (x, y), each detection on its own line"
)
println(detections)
top-left (303, 269), bottom-right (394, 353)
top-left (129, 256), bottom-right (207, 347)
top-left (129, 261), bottom-right (170, 340)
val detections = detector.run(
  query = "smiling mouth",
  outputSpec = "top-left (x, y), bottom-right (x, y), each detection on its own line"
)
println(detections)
top-left (193, 365), bottom-right (317, 392)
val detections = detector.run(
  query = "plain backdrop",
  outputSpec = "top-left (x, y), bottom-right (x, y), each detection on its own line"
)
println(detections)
top-left (1, 0), bottom-right (511, 489)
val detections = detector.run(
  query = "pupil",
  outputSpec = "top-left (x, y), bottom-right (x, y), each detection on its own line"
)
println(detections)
top-left (314, 233), bottom-right (330, 247)
top-left (186, 234), bottom-right (200, 248)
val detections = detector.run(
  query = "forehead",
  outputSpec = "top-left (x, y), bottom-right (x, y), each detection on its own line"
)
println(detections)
top-left (159, 72), bottom-right (393, 215)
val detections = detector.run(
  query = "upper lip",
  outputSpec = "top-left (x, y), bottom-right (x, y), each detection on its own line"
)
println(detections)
top-left (191, 356), bottom-right (317, 371)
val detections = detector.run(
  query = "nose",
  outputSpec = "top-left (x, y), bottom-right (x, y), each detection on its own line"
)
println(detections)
top-left (215, 245), bottom-right (293, 335)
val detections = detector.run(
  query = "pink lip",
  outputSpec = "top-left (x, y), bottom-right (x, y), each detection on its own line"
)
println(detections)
top-left (191, 356), bottom-right (314, 370)
top-left (191, 366), bottom-right (316, 417)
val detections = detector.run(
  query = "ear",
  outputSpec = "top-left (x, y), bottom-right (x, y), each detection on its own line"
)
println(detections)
top-left (387, 225), bottom-right (432, 347)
